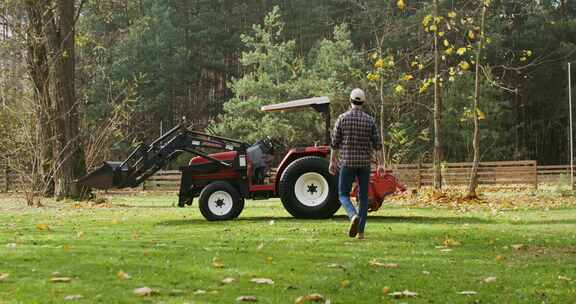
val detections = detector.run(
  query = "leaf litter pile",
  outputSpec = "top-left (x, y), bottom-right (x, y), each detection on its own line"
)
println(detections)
top-left (388, 185), bottom-right (576, 212)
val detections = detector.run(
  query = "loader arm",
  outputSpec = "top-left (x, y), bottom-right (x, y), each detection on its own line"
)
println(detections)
top-left (78, 125), bottom-right (248, 189)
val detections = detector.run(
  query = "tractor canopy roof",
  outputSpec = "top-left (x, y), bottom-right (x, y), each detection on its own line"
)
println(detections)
top-left (260, 96), bottom-right (330, 113)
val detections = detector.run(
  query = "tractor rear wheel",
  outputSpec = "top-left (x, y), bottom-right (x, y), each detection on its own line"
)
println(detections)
top-left (199, 181), bottom-right (244, 221)
top-left (279, 156), bottom-right (340, 219)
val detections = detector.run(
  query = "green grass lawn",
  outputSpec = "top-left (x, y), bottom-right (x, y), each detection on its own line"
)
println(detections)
top-left (1, 193), bottom-right (575, 303)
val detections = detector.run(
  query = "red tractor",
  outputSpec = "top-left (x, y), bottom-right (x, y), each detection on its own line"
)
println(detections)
top-left (79, 97), bottom-right (405, 221)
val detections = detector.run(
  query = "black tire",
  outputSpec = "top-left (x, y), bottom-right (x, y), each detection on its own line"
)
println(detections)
top-left (231, 199), bottom-right (245, 219)
top-left (198, 181), bottom-right (244, 221)
top-left (278, 156), bottom-right (340, 219)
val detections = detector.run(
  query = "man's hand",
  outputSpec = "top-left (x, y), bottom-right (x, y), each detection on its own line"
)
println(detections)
top-left (329, 160), bottom-right (338, 175)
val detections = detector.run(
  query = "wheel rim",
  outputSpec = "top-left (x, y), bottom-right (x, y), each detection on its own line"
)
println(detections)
top-left (294, 172), bottom-right (329, 207)
top-left (208, 190), bottom-right (234, 216)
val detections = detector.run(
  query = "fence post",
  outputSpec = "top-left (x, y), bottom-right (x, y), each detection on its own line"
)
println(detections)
top-left (4, 166), bottom-right (9, 193)
top-left (417, 160), bottom-right (422, 189)
top-left (532, 161), bottom-right (538, 190)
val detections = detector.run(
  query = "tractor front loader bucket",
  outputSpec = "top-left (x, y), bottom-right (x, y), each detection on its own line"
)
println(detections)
top-left (77, 161), bottom-right (135, 189)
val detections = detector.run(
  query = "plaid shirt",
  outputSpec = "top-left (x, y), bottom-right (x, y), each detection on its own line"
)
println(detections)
top-left (331, 107), bottom-right (382, 168)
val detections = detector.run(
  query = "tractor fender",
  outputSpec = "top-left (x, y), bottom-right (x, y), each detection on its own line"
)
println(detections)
top-left (275, 146), bottom-right (330, 193)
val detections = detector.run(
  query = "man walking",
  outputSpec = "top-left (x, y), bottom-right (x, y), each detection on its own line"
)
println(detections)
top-left (329, 88), bottom-right (384, 239)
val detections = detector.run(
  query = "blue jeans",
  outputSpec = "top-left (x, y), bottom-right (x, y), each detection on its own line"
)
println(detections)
top-left (338, 166), bottom-right (370, 233)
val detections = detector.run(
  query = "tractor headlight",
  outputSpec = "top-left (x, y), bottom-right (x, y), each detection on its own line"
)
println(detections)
top-left (238, 154), bottom-right (247, 168)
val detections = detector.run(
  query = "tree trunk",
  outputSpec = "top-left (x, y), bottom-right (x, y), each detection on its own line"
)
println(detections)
top-left (25, 0), bottom-right (55, 196)
top-left (467, 2), bottom-right (488, 198)
top-left (43, 0), bottom-right (88, 200)
top-left (432, 0), bottom-right (443, 190)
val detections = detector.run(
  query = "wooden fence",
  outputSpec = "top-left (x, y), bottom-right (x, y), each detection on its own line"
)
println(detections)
top-left (537, 165), bottom-right (576, 184)
top-left (4, 160), bottom-right (575, 193)
top-left (392, 160), bottom-right (538, 188)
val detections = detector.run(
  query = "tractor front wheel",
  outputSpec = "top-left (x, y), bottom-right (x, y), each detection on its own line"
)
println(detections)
top-left (198, 181), bottom-right (244, 221)
top-left (279, 156), bottom-right (340, 219)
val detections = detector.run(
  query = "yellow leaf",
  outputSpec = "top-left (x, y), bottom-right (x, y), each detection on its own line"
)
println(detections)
top-left (340, 280), bottom-right (350, 288)
top-left (457, 47), bottom-right (467, 56)
top-left (443, 39), bottom-right (450, 47)
top-left (371, 52), bottom-right (378, 60)
top-left (438, 31), bottom-right (445, 37)
top-left (382, 286), bottom-right (391, 294)
top-left (117, 271), bottom-right (131, 280)
top-left (459, 61), bottom-right (471, 71)
top-left (212, 257), bottom-right (225, 268)
top-left (36, 223), bottom-right (50, 231)
top-left (111, 219), bottom-right (119, 225)
top-left (445, 47), bottom-right (454, 55)
top-left (402, 74), bottom-right (414, 81)
top-left (374, 58), bottom-right (385, 68)
top-left (0, 273), bottom-right (9, 281)
top-left (448, 11), bottom-right (457, 18)
top-left (468, 30), bottom-right (476, 40)
top-left (394, 85), bottom-right (405, 95)
top-left (63, 244), bottom-right (71, 252)
top-left (295, 294), bottom-right (324, 304)
top-left (51, 277), bottom-right (72, 283)
top-left (429, 24), bottom-right (438, 32)
top-left (422, 15), bottom-right (434, 27)
top-left (396, 0), bottom-right (406, 10)
top-left (418, 63), bottom-right (425, 70)
top-left (477, 108), bottom-right (486, 120)
top-left (520, 57), bottom-right (527, 62)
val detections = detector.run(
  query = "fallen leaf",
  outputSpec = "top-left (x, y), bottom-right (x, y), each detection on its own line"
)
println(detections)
top-left (382, 286), bottom-right (390, 294)
top-left (483, 276), bottom-right (497, 283)
top-left (0, 273), bottom-right (9, 281)
top-left (251, 278), bottom-right (274, 285)
top-left (6, 243), bottom-right (17, 248)
top-left (111, 219), bottom-right (119, 225)
top-left (212, 257), bottom-right (225, 268)
top-left (389, 290), bottom-right (418, 298)
top-left (51, 277), bottom-right (72, 283)
top-left (369, 259), bottom-right (399, 268)
top-left (134, 287), bottom-right (155, 296)
top-left (236, 296), bottom-right (258, 302)
top-left (257, 243), bottom-right (264, 250)
top-left (193, 289), bottom-right (207, 295)
top-left (267, 256), bottom-right (273, 262)
top-left (495, 255), bottom-right (506, 261)
top-left (558, 276), bottom-right (572, 282)
top-left (222, 277), bottom-right (236, 284)
top-left (443, 237), bottom-right (462, 247)
top-left (77, 231), bottom-right (85, 239)
top-left (269, 220), bottom-right (275, 225)
top-left (340, 280), bottom-right (350, 288)
top-left (63, 244), bottom-right (71, 252)
top-left (326, 263), bottom-right (345, 269)
top-left (117, 271), bottom-right (131, 280)
top-left (459, 291), bottom-right (477, 295)
top-left (440, 249), bottom-right (453, 252)
top-left (295, 293), bottom-right (324, 303)
top-left (64, 295), bottom-right (83, 301)
top-left (169, 289), bottom-right (185, 296)
top-left (422, 271), bottom-right (431, 275)
top-left (511, 244), bottom-right (526, 250)
top-left (36, 223), bottom-right (51, 231)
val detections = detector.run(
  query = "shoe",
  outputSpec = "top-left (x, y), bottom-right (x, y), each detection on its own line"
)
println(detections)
top-left (348, 215), bottom-right (359, 238)
top-left (357, 233), bottom-right (365, 240)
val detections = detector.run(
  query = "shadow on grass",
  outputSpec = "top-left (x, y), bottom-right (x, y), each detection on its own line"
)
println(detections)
top-left (156, 214), bottom-right (494, 226)
top-left (510, 219), bottom-right (576, 225)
